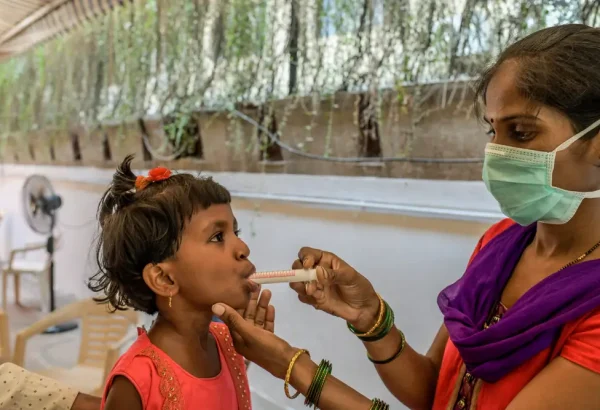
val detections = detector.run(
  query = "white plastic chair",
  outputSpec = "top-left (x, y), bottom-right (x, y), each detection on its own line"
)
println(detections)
top-left (12, 298), bottom-right (139, 395)
top-left (1, 237), bottom-right (61, 312)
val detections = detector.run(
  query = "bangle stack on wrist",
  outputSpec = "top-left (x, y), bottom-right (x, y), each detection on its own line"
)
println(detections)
top-left (304, 359), bottom-right (332, 408)
top-left (347, 295), bottom-right (395, 342)
top-left (370, 398), bottom-right (390, 410)
top-left (348, 295), bottom-right (406, 365)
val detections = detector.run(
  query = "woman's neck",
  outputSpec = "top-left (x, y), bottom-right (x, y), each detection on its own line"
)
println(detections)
top-left (534, 199), bottom-right (600, 257)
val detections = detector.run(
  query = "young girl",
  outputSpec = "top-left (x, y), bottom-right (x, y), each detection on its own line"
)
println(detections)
top-left (89, 155), bottom-right (273, 410)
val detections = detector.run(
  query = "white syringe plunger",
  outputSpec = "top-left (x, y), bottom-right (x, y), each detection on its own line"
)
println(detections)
top-left (248, 269), bottom-right (317, 285)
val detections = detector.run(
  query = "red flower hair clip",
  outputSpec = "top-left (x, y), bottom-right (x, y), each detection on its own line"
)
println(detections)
top-left (135, 166), bottom-right (172, 191)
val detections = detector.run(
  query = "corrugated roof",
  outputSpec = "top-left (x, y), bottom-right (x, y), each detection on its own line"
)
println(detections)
top-left (0, 0), bottom-right (124, 60)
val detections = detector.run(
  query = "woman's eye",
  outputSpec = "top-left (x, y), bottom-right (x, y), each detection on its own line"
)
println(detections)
top-left (509, 124), bottom-right (537, 142)
top-left (511, 130), bottom-right (536, 142)
top-left (234, 229), bottom-right (241, 237)
top-left (486, 128), bottom-right (496, 138)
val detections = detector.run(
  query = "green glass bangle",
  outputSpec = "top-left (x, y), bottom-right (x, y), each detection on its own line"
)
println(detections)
top-left (304, 367), bottom-right (321, 406)
top-left (313, 361), bottom-right (331, 407)
top-left (309, 361), bottom-right (331, 408)
top-left (305, 361), bottom-right (329, 408)
top-left (370, 398), bottom-right (390, 410)
top-left (368, 329), bottom-right (406, 365)
top-left (350, 301), bottom-right (394, 342)
top-left (304, 359), bottom-right (332, 408)
top-left (305, 360), bottom-right (328, 406)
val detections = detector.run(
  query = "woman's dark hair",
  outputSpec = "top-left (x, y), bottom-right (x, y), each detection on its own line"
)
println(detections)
top-left (88, 155), bottom-right (231, 314)
top-left (476, 24), bottom-right (600, 137)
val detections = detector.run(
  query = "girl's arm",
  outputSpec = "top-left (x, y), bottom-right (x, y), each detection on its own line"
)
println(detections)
top-left (104, 376), bottom-right (143, 410)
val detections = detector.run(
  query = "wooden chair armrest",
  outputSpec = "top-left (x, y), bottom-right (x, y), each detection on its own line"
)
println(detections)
top-left (6, 243), bottom-right (47, 267)
top-left (11, 243), bottom-right (46, 255)
top-left (12, 299), bottom-right (86, 366)
top-left (0, 310), bottom-right (9, 362)
top-left (102, 325), bottom-right (140, 384)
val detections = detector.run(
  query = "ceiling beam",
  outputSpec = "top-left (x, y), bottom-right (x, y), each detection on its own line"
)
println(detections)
top-left (0, 0), bottom-right (71, 46)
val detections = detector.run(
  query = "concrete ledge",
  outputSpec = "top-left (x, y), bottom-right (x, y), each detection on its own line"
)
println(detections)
top-left (0, 164), bottom-right (503, 223)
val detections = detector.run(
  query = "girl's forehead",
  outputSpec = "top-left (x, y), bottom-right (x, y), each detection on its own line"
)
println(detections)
top-left (187, 204), bottom-right (235, 232)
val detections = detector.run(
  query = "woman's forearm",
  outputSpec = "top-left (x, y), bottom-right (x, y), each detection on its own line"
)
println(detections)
top-left (363, 327), bottom-right (439, 410)
top-left (289, 354), bottom-right (373, 410)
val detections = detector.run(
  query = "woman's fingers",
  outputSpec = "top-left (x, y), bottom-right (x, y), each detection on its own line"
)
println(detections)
top-left (212, 303), bottom-right (251, 341)
top-left (298, 247), bottom-right (324, 269)
top-left (289, 280), bottom-right (307, 296)
top-left (265, 305), bottom-right (275, 333)
top-left (305, 280), bottom-right (319, 296)
top-left (298, 293), bottom-right (317, 306)
top-left (254, 290), bottom-right (272, 328)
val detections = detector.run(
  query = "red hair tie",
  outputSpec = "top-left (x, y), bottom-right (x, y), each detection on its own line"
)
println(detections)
top-left (135, 166), bottom-right (172, 191)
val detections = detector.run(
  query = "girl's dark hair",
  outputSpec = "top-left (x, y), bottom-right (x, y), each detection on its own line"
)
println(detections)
top-left (476, 24), bottom-right (600, 137)
top-left (88, 155), bottom-right (231, 314)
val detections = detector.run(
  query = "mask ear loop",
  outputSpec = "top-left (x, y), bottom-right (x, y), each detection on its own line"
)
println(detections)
top-left (553, 118), bottom-right (600, 153)
top-left (551, 117), bottom-right (600, 198)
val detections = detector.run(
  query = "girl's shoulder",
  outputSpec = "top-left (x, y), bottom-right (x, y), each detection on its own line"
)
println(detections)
top-left (101, 327), bottom-right (163, 408)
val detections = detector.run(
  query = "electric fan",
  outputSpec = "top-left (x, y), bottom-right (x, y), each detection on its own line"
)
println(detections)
top-left (22, 175), bottom-right (77, 334)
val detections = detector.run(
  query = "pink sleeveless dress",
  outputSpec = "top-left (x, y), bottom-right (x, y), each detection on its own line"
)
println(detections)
top-left (101, 322), bottom-right (252, 410)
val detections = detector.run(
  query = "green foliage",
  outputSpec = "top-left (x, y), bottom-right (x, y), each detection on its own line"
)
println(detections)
top-left (0, 0), bottom-right (596, 142)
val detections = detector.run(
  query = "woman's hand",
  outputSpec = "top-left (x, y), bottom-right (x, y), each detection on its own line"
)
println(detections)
top-left (291, 247), bottom-right (380, 332)
top-left (212, 301), bottom-right (296, 380)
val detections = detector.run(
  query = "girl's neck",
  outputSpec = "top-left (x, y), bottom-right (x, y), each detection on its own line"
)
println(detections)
top-left (149, 308), bottom-right (214, 350)
top-left (534, 199), bottom-right (600, 257)
top-left (147, 308), bottom-right (222, 379)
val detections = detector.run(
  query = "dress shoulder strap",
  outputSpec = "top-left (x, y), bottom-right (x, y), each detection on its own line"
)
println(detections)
top-left (211, 322), bottom-right (253, 410)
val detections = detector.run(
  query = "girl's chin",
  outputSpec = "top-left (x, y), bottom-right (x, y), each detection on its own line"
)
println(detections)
top-left (221, 292), bottom-right (251, 311)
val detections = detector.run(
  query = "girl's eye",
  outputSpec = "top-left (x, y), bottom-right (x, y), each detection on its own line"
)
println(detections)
top-left (210, 232), bottom-right (225, 243)
top-left (210, 230), bottom-right (241, 243)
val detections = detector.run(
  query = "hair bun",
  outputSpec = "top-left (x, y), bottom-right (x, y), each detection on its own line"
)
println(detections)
top-left (98, 154), bottom-right (137, 224)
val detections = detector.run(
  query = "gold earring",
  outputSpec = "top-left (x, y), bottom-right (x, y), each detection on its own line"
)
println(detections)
top-left (169, 293), bottom-right (172, 308)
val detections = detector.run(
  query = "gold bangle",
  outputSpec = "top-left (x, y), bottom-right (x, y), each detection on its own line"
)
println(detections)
top-left (284, 349), bottom-right (310, 399)
top-left (353, 294), bottom-right (385, 338)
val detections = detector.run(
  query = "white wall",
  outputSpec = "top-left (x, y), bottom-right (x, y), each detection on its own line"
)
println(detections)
top-left (0, 164), bottom-right (501, 409)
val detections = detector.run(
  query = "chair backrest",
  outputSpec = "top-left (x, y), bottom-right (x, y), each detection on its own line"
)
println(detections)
top-left (77, 300), bottom-right (138, 368)
top-left (0, 310), bottom-right (9, 362)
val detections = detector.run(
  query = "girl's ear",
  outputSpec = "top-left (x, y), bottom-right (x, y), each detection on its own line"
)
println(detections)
top-left (142, 263), bottom-right (179, 297)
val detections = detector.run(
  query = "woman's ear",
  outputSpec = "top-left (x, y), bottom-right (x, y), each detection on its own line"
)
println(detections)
top-left (587, 132), bottom-right (600, 167)
top-left (142, 263), bottom-right (179, 297)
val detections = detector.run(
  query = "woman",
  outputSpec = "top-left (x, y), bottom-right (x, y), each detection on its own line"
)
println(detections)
top-left (0, 362), bottom-right (100, 410)
top-left (212, 24), bottom-right (600, 410)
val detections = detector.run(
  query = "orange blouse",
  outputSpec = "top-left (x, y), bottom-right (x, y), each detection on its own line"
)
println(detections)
top-left (433, 219), bottom-right (600, 410)
top-left (101, 322), bottom-right (251, 410)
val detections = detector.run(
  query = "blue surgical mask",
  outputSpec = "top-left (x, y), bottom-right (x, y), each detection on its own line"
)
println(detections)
top-left (483, 118), bottom-right (600, 226)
